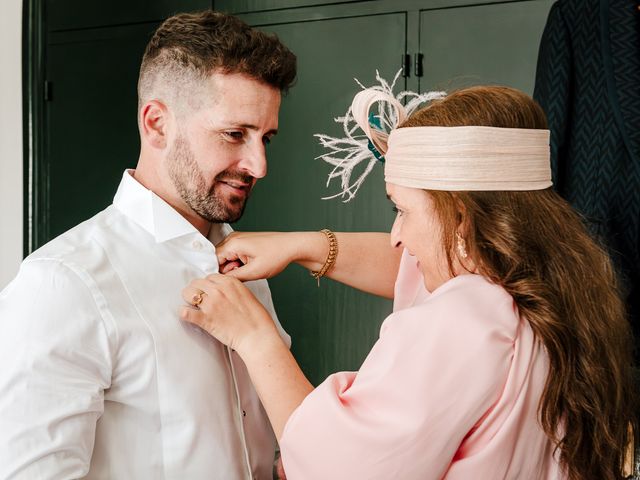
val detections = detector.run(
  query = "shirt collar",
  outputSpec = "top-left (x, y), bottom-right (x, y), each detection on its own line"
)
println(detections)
top-left (113, 169), bottom-right (208, 243)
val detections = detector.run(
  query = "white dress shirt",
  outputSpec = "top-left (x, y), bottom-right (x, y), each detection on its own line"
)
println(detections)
top-left (0, 170), bottom-right (289, 480)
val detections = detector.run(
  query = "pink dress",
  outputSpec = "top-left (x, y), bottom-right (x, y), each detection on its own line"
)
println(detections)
top-left (279, 250), bottom-right (563, 479)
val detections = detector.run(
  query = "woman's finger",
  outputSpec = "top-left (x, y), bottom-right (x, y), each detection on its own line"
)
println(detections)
top-left (183, 278), bottom-right (227, 307)
top-left (180, 305), bottom-right (208, 331)
top-left (220, 260), bottom-right (243, 274)
top-left (216, 249), bottom-right (240, 266)
top-left (219, 261), bottom-right (264, 281)
top-left (192, 275), bottom-right (247, 302)
top-left (204, 273), bottom-right (232, 284)
top-left (216, 235), bottom-right (255, 265)
top-left (182, 285), bottom-right (208, 307)
top-left (221, 264), bottom-right (247, 279)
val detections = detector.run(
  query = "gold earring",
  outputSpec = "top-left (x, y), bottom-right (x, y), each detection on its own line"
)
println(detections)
top-left (456, 232), bottom-right (468, 259)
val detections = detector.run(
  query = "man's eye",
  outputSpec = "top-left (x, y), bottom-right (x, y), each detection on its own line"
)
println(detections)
top-left (263, 136), bottom-right (272, 145)
top-left (392, 206), bottom-right (403, 216)
top-left (224, 131), bottom-right (243, 140)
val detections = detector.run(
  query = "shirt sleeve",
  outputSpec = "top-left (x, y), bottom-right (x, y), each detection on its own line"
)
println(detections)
top-left (0, 259), bottom-right (114, 479)
top-left (279, 282), bottom-right (516, 480)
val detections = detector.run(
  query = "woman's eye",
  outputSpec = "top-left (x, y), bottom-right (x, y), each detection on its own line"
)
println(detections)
top-left (263, 136), bottom-right (272, 145)
top-left (392, 206), bottom-right (403, 216)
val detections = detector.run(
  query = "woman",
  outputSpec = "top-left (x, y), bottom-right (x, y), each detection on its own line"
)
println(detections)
top-left (181, 85), bottom-right (635, 479)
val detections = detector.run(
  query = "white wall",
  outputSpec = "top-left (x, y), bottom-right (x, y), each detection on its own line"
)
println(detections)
top-left (0, 0), bottom-right (24, 289)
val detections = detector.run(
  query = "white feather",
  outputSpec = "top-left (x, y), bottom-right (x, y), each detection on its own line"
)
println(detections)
top-left (314, 70), bottom-right (446, 202)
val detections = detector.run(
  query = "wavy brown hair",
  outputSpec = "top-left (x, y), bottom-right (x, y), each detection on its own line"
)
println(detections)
top-left (400, 86), bottom-right (636, 479)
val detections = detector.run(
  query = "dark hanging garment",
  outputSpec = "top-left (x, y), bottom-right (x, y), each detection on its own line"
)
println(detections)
top-left (534, 0), bottom-right (640, 357)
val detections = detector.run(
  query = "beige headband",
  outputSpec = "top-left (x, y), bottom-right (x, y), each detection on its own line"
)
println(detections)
top-left (384, 126), bottom-right (552, 191)
top-left (315, 71), bottom-right (552, 201)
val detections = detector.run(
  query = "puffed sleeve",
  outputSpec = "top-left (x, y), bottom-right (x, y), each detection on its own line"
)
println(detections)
top-left (0, 259), bottom-right (114, 479)
top-left (279, 277), bottom-right (517, 480)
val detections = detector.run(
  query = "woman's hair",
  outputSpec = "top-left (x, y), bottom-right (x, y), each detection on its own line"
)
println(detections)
top-left (400, 86), bottom-right (636, 479)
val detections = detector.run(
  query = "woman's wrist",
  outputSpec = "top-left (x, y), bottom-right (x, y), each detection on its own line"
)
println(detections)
top-left (291, 231), bottom-right (333, 271)
top-left (236, 327), bottom-right (289, 365)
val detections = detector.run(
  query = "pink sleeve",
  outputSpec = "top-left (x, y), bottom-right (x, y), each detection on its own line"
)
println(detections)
top-left (279, 277), bottom-right (517, 480)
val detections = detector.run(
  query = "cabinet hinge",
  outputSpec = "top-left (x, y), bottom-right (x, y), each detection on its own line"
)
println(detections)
top-left (401, 53), bottom-right (410, 77)
top-left (44, 80), bottom-right (53, 101)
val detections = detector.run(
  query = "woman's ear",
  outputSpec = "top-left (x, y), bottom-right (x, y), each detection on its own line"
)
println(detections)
top-left (453, 198), bottom-right (478, 273)
top-left (454, 196), bottom-right (468, 234)
top-left (454, 229), bottom-right (478, 274)
top-left (140, 100), bottom-right (170, 150)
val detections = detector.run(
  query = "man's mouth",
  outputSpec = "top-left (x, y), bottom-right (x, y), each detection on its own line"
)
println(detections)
top-left (219, 180), bottom-right (250, 193)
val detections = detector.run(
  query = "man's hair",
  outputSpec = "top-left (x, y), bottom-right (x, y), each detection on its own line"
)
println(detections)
top-left (137, 10), bottom-right (297, 112)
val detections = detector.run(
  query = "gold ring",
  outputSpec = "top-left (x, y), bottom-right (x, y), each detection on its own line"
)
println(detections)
top-left (192, 290), bottom-right (205, 307)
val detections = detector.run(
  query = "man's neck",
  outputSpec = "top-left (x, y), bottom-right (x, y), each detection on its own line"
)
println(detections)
top-left (133, 161), bottom-right (211, 237)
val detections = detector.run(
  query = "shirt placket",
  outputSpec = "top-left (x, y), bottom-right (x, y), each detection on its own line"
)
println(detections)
top-left (186, 233), bottom-right (255, 479)
top-left (226, 347), bottom-right (255, 480)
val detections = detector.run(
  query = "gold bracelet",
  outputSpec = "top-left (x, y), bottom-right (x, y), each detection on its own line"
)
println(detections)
top-left (310, 229), bottom-right (338, 286)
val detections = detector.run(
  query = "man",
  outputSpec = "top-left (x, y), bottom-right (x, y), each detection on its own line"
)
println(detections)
top-left (0, 11), bottom-right (296, 479)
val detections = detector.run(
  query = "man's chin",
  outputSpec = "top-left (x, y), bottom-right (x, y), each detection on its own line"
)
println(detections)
top-left (221, 208), bottom-right (245, 224)
top-left (223, 196), bottom-right (249, 223)
top-left (201, 202), bottom-right (247, 224)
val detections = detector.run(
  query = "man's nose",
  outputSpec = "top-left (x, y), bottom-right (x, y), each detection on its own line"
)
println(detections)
top-left (239, 141), bottom-right (267, 179)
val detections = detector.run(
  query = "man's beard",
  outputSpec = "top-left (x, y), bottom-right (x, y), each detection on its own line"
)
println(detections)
top-left (167, 134), bottom-right (253, 223)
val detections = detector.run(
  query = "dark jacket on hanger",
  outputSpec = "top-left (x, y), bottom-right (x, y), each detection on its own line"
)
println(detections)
top-left (534, 0), bottom-right (640, 351)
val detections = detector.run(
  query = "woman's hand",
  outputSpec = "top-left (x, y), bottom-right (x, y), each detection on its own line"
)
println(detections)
top-left (216, 232), bottom-right (309, 281)
top-left (181, 274), bottom-right (281, 355)
top-left (181, 274), bottom-right (314, 441)
top-left (217, 231), bottom-right (401, 299)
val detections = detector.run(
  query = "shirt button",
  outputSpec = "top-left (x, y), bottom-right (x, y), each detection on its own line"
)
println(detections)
top-left (192, 240), bottom-right (203, 250)
top-left (242, 410), bottom-right (247, 417)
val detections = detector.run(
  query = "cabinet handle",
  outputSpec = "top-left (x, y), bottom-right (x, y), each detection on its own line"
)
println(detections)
top-left (44, 80), bottom-right (53, 102)
top-left (414, 53), bottom-right (424, 78)
top-left (401, 54), bottom-right (410, 77)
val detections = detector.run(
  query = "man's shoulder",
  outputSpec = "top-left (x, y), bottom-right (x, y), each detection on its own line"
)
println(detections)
top-left (27, 205), bottom-right (121, 266)
top-left (5, 205), bottom-right (124, 310)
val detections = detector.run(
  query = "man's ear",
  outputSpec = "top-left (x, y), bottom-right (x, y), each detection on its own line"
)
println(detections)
top-left (140, 100), bottom-right (170, 150)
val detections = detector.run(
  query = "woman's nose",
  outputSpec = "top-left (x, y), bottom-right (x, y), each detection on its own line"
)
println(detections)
top-left (390, 220), bottom-right (402, 248)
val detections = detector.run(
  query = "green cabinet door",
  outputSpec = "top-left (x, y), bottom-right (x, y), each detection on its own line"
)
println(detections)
top-left (45, 24), bottom-right (158, 240)
top-left (236, 13), bottom-right (406, 385)
top-left (419, 0), bottom-right (554, 95)
top-left (47, 0), bottom-right (211, 30)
